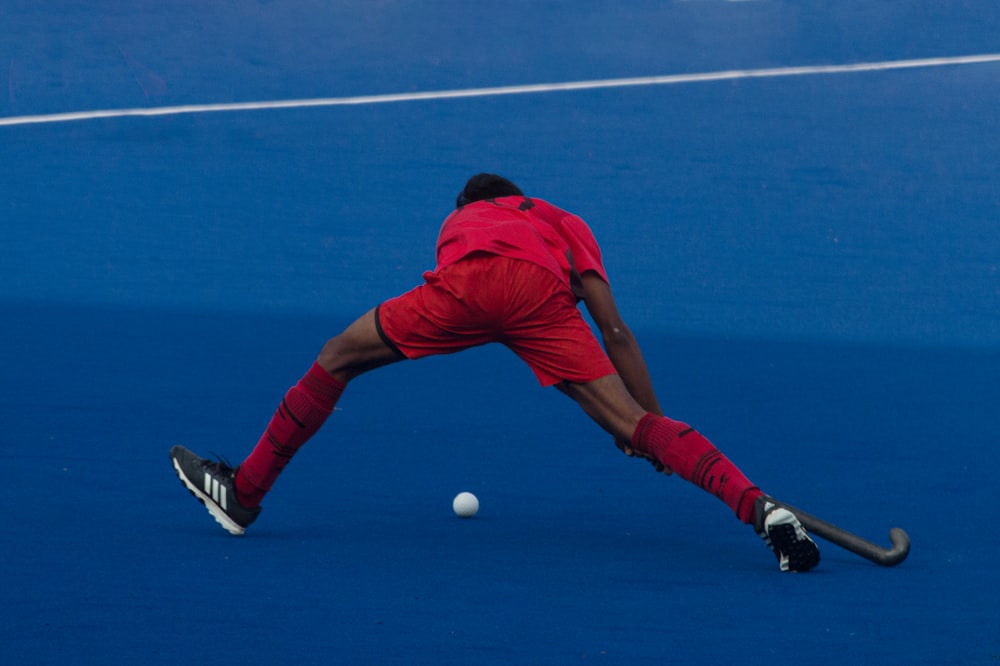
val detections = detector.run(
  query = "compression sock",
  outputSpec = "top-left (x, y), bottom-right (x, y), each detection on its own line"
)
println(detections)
top-left (234, 363), bottom-right (345, 508)
top-left (631, 413), bottom-right (762, 524)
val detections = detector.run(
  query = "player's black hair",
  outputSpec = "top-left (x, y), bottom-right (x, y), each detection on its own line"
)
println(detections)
top-left (456, 173), bottom-right (524, 208)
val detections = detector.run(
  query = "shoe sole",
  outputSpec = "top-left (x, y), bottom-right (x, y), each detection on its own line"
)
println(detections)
top-left (766, 508), bottom-right (820, 572)
top-left (171, 456), bottom-right (246, 536)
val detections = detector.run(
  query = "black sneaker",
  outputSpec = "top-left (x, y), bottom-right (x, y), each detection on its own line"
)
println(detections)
top-left (170, 445), bottom-right (261, 535)
top-left (753, 495), bottom-right (820, 572)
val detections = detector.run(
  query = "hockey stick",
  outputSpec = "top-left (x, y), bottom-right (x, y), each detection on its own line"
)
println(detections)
top-left (776, 499), bottom-right (910, 567)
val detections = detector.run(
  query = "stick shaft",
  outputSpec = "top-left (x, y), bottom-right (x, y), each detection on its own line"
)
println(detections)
top-left (775, 500), bottom-right (910, 567)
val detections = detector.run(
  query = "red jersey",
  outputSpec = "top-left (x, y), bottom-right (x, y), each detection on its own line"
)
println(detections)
top-left (435, 197), bottom-right (608, 287)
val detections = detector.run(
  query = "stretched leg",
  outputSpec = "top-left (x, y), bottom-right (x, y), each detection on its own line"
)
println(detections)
top-left (234, 308), bottom-right (404, 507)
top-left (558, 374), bottom-right (760, 524)
top-left (559, 374), bottom-right (820, 571)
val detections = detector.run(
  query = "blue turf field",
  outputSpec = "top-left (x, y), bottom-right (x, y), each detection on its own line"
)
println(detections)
top-left (2, 2), bottom-right (999, 664)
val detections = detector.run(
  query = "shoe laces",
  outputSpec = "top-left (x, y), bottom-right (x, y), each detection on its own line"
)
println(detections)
top-left (205, 453), bottom-right (237, 477)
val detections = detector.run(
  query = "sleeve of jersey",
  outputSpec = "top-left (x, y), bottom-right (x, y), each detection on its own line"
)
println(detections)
top-left (560, 214), bottom-right (609, 283)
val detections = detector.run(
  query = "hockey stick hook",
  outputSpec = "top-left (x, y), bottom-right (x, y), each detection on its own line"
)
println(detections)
top-left (776, 500), bottom-right (910, 567)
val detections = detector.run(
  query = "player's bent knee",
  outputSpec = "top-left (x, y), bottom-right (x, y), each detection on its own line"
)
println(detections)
top-left (315, 329), bottom-right (404, 382)
top-left (316, 336), bottom-right (351, 375)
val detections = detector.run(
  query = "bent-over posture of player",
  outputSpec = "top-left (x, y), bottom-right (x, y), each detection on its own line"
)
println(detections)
top-left (170, 173), bottom-right (820, 572)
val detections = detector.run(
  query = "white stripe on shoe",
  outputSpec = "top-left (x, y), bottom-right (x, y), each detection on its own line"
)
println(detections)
top-left (173, 460), bottom-right (245, 536)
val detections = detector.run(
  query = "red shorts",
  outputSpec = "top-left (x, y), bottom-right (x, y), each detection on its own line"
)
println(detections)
top-left (376, 254), bottom-right (617, 387)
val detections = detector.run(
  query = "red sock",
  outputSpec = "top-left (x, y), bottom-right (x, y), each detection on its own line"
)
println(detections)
top-left (632, 414), bottom-right (762, 524)
top-left (235, 363), bottom-right (345, 507)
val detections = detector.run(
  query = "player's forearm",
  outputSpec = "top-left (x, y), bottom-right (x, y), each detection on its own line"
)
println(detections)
top-left (602, 326), bottom-right (663, 416)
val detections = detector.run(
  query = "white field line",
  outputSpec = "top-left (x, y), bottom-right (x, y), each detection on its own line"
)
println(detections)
top-left (2, 53), bottom-right (999, 128)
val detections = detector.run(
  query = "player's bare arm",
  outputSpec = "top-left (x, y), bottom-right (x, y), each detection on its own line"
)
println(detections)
top-left (577, 270), bottom-right (662, 418)
top-left (562, 268), bottom-right (671, 473)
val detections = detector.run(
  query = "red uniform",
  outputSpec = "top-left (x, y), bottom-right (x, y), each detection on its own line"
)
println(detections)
top-left (435, 197), bottom-right (608, 285)
top-left (219, 187), bottom-right (780, 549)
top-left (377, 196), bottom-right (617, 386)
